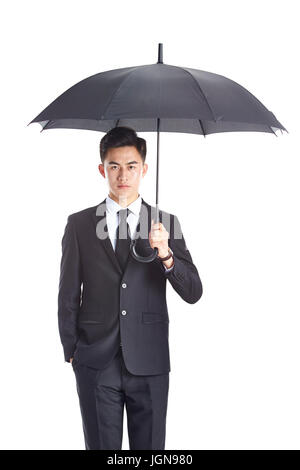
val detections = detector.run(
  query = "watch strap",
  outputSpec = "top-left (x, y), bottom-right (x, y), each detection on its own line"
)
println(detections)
top-left (157, 247), bottom-right (173, 261)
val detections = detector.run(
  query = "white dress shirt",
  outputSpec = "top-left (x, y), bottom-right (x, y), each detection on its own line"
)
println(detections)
top-left (105, 194), bottom-right (174, 272)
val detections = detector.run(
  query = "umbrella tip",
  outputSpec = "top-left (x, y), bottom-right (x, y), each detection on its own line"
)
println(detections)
top-left (157, 43), bottom-right (163, 64)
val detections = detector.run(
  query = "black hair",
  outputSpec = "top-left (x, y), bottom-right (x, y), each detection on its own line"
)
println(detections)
top-left (99, 126), bottom-right (146, 164)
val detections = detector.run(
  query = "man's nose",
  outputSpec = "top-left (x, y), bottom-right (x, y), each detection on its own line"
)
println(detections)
top-left (118, 169), bottom-right (128, 180)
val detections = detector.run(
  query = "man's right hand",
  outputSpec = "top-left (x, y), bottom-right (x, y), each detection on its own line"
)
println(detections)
top-left (70, 357), bottom-right (74, 364)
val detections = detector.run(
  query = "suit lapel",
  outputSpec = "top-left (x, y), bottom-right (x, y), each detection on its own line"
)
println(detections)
top-left (91, 198), bottom-right (122, 274)
top-left (91, 197), bottom-right (152, 275)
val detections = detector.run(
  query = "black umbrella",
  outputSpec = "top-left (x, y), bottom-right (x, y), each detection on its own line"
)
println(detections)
top-left (28, 43), bottom-right (287, 263)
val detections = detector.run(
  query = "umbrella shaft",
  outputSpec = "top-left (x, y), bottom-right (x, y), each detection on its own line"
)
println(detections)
top-left (155, 118), bottom-right (160, 224)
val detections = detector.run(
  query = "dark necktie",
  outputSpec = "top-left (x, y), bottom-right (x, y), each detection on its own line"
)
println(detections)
top-left (115, 208), bottom-right (131, 272)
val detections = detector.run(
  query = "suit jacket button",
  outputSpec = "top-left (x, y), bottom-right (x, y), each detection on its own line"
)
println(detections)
top-left (121, 310), bottom-right (127, 315)
top-left (122, 283), bottom-right (127, 288)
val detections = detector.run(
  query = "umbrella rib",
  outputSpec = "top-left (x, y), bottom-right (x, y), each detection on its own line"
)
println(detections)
top-left (269, 126), bottom-right (278, 137)
top-left (169, 64), bottom-right (217, 122)
top-left (40, 120), bottom-right (51, 132)
top-left (199, 119), bottom-right (206, 137)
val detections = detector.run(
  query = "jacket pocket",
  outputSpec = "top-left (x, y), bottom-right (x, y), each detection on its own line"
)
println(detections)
top-left (142, 311), bottom-right (169, 324)
top-left (78, 320), bottom-right (104, 324)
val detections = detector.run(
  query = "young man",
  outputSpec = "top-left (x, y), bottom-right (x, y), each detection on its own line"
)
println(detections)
top-left (58, 126), bottom-right (202, 450)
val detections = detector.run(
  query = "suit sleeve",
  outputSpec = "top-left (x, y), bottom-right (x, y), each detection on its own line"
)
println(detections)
top-left (158, 214), bottom-right (203, 304)
top-left (163, 263), bottom-right (174, 272)
top-left (57, 215), bottom-right (82, 362)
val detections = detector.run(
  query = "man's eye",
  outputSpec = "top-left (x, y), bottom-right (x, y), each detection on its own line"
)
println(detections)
top-left (110, 165), bottom-right (136, 169)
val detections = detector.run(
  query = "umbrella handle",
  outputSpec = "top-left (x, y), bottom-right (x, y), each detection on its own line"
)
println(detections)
top-left (130, 239), bottom-right (159, 263)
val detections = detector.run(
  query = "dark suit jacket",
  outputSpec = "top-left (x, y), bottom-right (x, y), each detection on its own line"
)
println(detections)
top-left (58, 197), bottom-right (202, 375)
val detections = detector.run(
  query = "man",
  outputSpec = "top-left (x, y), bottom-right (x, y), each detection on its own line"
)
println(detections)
top-left (58, 126), bottom-right (203, 450)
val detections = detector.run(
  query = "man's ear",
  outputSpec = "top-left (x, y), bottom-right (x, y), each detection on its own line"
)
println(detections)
top-left (142, 163), bottom-right (148, 177)
top-left (98, 163), bottom-right (105, 178)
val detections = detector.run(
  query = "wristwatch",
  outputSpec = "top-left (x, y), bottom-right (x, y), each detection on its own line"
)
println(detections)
top-left (157, 247), bottom-right (174, 261)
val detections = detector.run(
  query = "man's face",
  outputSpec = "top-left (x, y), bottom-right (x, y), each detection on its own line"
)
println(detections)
top-left (98, 146), bottom-right (148, 205)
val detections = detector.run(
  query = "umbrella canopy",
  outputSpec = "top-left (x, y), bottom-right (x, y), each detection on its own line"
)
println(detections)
top-left (28, 43), bottom-right (287, 263)
top-left (28, 44), bottom-right (286, 136)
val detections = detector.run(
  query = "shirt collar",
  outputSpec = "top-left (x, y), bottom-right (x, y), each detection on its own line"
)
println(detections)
top-left (106, 194), bottom-right (142, 216)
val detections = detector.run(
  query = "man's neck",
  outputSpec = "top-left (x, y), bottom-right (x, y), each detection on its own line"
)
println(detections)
top-left (108, 192), bottom-right (140, 208)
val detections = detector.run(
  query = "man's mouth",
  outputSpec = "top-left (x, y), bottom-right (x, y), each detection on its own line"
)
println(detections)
top-left (117, 185), bottom-right (130, 188)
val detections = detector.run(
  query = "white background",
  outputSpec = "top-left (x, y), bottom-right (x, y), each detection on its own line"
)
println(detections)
top-left (1, 0), bottom-right (299, 450)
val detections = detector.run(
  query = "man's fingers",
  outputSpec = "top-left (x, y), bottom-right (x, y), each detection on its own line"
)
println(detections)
top-left (151, 219), bottom-right (163, 231)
